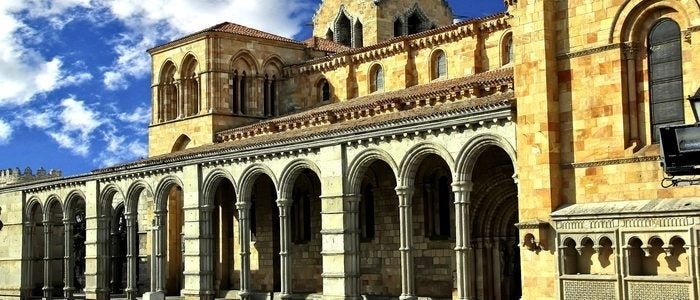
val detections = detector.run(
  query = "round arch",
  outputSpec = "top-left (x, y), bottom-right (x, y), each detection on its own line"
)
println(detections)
top-left (64, 190), bottom-right (87, 220)
top-left (612, 0), bottom-right (694, 43)
top-left (262, 55), bottom-right (285, 77)
top-left (455, 133), bottom-right (516, 182)
top-left (398, 142), bottom-right (455, 187)
top-left (238, 163), bottom-right (278, 202)
top-left (125, 180), bottom-right (154, 214)
top-left (154, 175), bottom-right (185, 211)
top-left (25, 196), bottom-right (43, 220)
top-left (201, 168), bottom-right (238, 207)
top-left (278, 158), bottom-right (323, 200)
top-left (99, 184), bottom-right (125, 217)
top-left (43, 195), bottom-right (63, 220)
top-left (346, 148), bottom-right (399, 194)
top-left (158, 60), bottom-right (178, 82)
top-left (179, 53), bottom-right (201, 74)
top-left (230, 50), bottom-right (260, 75)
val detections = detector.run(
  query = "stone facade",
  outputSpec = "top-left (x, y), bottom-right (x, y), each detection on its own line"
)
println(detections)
top-left (0, 0), bottom-right (700, 300)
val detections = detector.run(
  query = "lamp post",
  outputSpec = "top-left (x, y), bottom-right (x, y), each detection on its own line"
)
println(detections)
top-left (658, 88), bottom-right (700, 180)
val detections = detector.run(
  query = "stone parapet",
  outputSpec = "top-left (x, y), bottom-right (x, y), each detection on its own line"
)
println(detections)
top-left (0, 167), bottom-right (62, 187)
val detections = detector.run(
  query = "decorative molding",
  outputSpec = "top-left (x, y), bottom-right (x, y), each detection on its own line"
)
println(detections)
top-left (556, 43), bottom-right (622, 60)
top-left (565, 155), bottom-right (660, 169)
top-left (556, 216), bottom-right (696, 230)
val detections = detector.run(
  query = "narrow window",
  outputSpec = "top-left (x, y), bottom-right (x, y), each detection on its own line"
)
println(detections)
top-left (502, 33), bottom-right (513, 65)
top-left (231, 71), bottom-right (239, 114)
top-left (432, 50), bottom-right (447, 80)
top-left (648, 19), bottom-right (684, 143)
top-left (336, 13), bottom-right (352, 47)
top-left (354, 20), bottom-right (364, 48)
top-left (424, 175), bottom-right (451, 239)
top-left (370, 64), bottom-right (384, 93)
top-left (359, 183), bottom-right (376, 242)
top-left (319, 79), bottom-right (331, 102)
top-left (291, 190), bottom-right (311, 244)
top-left (239, 72), bottom-right (247, 114)
top-left (394, 18), bottom-right (404, 37)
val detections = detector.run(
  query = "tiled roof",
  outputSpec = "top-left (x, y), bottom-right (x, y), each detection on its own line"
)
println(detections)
top-left (94, 67), bottom-right (514, 174)
top-left (149, 22), bottom-right (304, 52)
top-left (304, 37), bottom-right (351, 53)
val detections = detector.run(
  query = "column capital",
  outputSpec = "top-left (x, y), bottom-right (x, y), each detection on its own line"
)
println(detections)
top-left (276, 198), bottom-right (291, 208)
top-left (451, 180), bottom-right (474, 192)
top-left (395, 186), bottom-right (414, 197)
top-left (235, 201), bottom-right (250, 211)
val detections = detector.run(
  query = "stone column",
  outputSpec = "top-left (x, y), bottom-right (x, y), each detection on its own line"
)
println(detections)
top-left (125, 212), bottom-right (137, 300)
top-left (396, 187), bottom-right (415, 300)
top-left (264, 79), bottom-right (272, 117)
top-left (182, 200), bottom-right (215, 300)
top-left (154, 211), bottom-right (166, 293)
top-left (176, 80), bottom-right (184, 119)
top-left (276, 198), bottom-right (292, 297)
top-left (64, 219), bottom-right (75, 300)
top-left (43, 221), bottom-right (54, 299)
top-left (622, 42), bottom-right (640, 146)
top-left (452, 180), bottom-right (474, 300)
top-left (236, 202), bottom-right (251, 298)
top-left (21, 221), bottom-right (34, 298)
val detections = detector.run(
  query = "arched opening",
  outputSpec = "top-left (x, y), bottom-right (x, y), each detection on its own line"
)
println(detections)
top-left (369, 64), bottom-right (384, 93)
top-left (561, 238), bottom-right (578, 275)
top-left (325, 28), bottom-right (334, 41)
top-left (164, 185), bottom-right (185, 295)
top-left (357, 160), bottom-right (400, 296)
top-left (648, 18), bottom-right (684, 143)
top-left (335, 12), bottom-right (352, 47)
top-left (353, 20), bottom-right (364, 48)
top-left (288, 169), bottom-right (323, 294)
top-left (181, 55), bottom-right (200, 117)
top-left (413, 154), bottom-right (454, 297)
top-left (28, 202), bottom-right (44, 297)
top-left (317, 78), bottom-right (331, 103)
top-left (125, 185), bottom-right (150, 298)
top-left (469, 145), bottom-right (520, 299)
top-left (231, 54), bottom-right (255, 116)
top-left (45, 200), bottom-right (65, 297)
top-left (110, 204), bottom-right (128, 294)
top-left (171, 134), bottom-right (191, 153)
top-left (158, 62), bottom-right (178, 122)
top-left (249, 174), bottom-right (280, 293)
top-left (210, 177), bottom-right (238, 294)
top-left (501, 32), bottom-right (513, 66)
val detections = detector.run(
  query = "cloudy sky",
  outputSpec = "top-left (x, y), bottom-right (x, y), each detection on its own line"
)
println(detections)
top-left (0, 0), bottom-right (505, 176)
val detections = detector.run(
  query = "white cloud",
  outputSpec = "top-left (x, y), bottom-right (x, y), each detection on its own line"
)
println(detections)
top-left (0, 119), bottom-right (13, 144)
top-left (117, 105), bottom-right (150, 124)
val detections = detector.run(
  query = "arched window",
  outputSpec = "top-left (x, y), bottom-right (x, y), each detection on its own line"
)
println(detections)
top-left (431, 50), bottom-right (447, 80)
top-left (264, 74), bottom-right (277, 117)
top-left (370, 64), bottom-right (384, 93)
top-left (648, 18), bottom-right (684, 143)
top-left (318, 78), bottom-right (331, 103)
top-left (181, 55), bottom-right (199, 117)
top-left (158, 62), bottom-right (178, 122)
top-left (502, 32), bottom-right (513, 65)
top-left (335, 12), bottom-right (352, 47)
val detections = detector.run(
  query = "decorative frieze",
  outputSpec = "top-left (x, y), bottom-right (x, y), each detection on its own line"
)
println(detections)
top-left (556, 43), bottom-right (622, 60)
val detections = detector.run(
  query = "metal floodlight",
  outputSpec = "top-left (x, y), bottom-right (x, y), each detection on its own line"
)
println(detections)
top-left (659, 123), bottom-right (700, 176)
top-left (689, 88), bottom-right (700, 123)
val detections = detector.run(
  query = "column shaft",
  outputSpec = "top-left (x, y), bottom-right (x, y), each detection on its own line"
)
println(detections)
top-left (64, 221), bottom-right (75, 300)
top-left (277, 198), bottom-right (292, 297)
top-left (125, 213), bottom-right (137, 300)
top-left (236, 202), bottom-right (251, 298)
top-left (43, 222), bottom-right (54, 299)
top-left (453, 181), bottom-right (474, 300)
top-left (396, 187), bottom-right (415, 300)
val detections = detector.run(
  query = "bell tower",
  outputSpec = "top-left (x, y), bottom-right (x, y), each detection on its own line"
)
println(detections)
top-left (312, 0), bottom-right (454, 47)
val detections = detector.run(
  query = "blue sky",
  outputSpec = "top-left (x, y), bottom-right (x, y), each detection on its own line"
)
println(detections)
top-left (0, 0), bottom-right (505, 176)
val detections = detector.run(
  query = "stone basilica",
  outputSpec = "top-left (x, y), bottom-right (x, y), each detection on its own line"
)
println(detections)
top-left (1, 0), bottom-right (700, 299)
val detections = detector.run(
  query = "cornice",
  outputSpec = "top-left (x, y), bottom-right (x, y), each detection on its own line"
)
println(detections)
top-left (564, 156), bottom-right (660, 169)
top-left (556, 43), bottom-right (621, 60)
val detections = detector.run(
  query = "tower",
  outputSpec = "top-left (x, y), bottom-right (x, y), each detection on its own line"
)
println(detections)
top-left (312, 0), bottom-right (454, 47)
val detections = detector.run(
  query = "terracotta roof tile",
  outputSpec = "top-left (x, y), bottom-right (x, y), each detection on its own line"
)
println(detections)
top-left (149, 22), bottom-right (304, 52)
top-left (304, 37), bottom-right (351, 53)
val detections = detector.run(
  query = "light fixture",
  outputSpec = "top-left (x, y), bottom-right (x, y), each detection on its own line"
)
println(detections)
top-left (659, 123), bottom-right (700, 176)
top-left (689, 88), bottom-right (700, 123)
